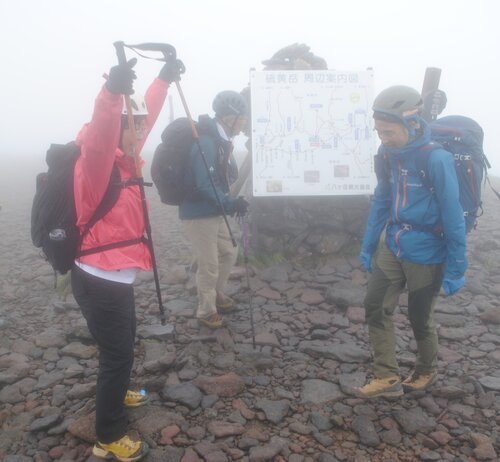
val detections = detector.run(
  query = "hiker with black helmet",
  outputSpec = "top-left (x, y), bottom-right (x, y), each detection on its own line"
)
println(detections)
top-left (355, 85), bottom-right (467, 399)
top-left (71, 53), bottom-right (184, 461)
top-left (179, 91), bottom-right (249, 329)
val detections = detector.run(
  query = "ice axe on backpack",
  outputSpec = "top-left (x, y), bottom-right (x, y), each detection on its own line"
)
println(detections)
top-left (113, 41), bottom-right (167, 325)
top-left (421, 67), bottom-right (447, 123)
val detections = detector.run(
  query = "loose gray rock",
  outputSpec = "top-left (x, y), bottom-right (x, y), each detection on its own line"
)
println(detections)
top-left (325, 280), bottom-right (365, 308)
top-left (352, 415), bottom-right (380, 447)
top-left (160, 382), bottom-right (203, 409)
top-left (393, 407), bottom-right (437, 435)
top-left (29, 412), bottom-right (63, 432)
top-left (301, 379), bottom-right (344, 405)
top-left (255, 398), bottom-right (290, 424)
top-left (478, 375), bottom-right (500, 391)
top-left (136, 323), bottom-right (175, 340)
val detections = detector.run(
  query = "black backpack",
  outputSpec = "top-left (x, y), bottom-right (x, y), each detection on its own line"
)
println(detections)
top-left (151, 117), bottom-right (197, 205)
top-left (31, 142), bottom-right (127, 274)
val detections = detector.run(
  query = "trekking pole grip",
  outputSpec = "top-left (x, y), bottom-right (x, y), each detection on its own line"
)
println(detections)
top-left (113, 41), bottom-right (127, 65)
top-left (113, 42), bottom-right (141, 176)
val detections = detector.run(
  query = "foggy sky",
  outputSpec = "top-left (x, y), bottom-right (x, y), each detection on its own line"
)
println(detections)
top-left (2, 0), bottom-right (499, 173)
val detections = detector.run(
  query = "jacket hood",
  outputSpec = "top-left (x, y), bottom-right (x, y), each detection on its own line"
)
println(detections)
top-left (384, 117), bottom-right (431, 158)
top-left (198, 114), bottom-right (233, 152)
top-left (198, 114), bottom-right (219, 138)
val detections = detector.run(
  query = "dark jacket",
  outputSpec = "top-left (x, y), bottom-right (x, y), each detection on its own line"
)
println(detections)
top-left (179, 115), bottom-right (240, 219)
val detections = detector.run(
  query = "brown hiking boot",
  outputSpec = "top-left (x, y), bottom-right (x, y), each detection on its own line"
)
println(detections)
top-left (216, 294), bottom-right (236, 313)
top-left (354, 376), bottom-right (403, 398)
top-left (198, 313), bottom-right (225, 329)
top-left (402, 370), bottom-right (437, 392)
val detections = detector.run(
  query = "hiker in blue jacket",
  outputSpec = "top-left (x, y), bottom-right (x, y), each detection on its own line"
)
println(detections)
top-left (355, 85), bottom-right (467, 399)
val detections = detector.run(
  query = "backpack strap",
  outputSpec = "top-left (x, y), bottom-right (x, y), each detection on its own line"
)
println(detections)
top-left (415, 142), bottom-right (441, 192)
top-left (78, 236), bottom-right (147, 256)
top-left (389, 220), bottom-right (444, 238)
top-left (75, 165), bottom-right (145, 258)
top-left (87, 165), bottom-right (121, 229)
top-left (374, 147), bottom-right (390, 183)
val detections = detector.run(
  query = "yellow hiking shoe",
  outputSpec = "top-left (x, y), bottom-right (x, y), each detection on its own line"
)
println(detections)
top-left (93, 435), bottom-right (148, 461)
top-left (402, 370), bottom-right (437, 392)
top-left (124, 390), bottom-right (149, 408)
top-left (354, 376), bottom-right (403, 398)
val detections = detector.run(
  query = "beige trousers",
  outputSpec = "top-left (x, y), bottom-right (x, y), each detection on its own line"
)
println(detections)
top-left (183, 216), bottom-right (238, 318)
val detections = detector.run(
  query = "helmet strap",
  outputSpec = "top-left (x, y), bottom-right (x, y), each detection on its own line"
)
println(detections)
top-left (403, 117), bottom-right (421, 141)
top-left (218, 115), bottom-right (240, 139)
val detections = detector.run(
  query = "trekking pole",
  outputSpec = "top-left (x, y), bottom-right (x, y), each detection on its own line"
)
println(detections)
top-left (113, 41), bottom-right (166, 325)
top-left (239, 213), bottom-right (256, 348)
top-left (173, 81), bottom-right (237, 248)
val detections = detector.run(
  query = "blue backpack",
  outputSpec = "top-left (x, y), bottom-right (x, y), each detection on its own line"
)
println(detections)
top-left (416, 115), bottom-right (494, 233)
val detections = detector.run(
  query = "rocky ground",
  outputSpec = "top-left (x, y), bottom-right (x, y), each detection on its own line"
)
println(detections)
top-left (1, 158), bottom-right (500, 462)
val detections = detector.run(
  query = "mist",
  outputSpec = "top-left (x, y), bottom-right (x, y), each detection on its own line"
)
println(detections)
top-left (2, 0), bottom-right (499, 176)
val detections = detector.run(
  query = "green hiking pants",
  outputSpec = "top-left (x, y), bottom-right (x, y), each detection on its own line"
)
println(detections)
top-left (364, 239), bottom-right (443, 378)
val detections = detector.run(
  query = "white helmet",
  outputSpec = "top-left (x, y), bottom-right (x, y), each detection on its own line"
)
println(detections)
top-left (122, 93), bottom-right (148, 116)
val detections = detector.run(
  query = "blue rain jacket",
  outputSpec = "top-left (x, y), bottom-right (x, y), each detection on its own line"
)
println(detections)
top-left (361, 120), bottom-right (467, 280)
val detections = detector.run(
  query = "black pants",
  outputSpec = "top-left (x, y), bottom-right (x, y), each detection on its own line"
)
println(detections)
top-left (71, 265), bottom-right (136, 443)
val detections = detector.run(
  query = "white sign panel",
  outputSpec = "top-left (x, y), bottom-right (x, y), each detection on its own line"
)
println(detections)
top-left (250, 70), bottom-right (376, 197)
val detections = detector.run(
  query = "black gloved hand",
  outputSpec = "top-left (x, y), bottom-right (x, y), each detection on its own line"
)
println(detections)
top-left (106, 58), bottom-right (137, 95)
top-left (233, 197), bottom-right (249, 217)
top-left (158, 59), bottom-right (186, 83)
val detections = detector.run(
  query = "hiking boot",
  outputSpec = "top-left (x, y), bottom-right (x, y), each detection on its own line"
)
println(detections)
top-left (402, 370), bottom-right (437, 392)
top-left (354, 376), bottom-right (403, 398)
top-left (124, 390), bottom-right (149, 408)
top-left (216, 294), bottom-right (236, 313)
top-left (198, 313), bottom-right (225, 329)
top-left (93, 435), bottom-right (148, 461)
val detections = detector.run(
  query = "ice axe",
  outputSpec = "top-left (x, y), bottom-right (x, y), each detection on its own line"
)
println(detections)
top-left (113, 41), bottom-right (167, 325)
top-left (421, 67), bottom-right (446, 123)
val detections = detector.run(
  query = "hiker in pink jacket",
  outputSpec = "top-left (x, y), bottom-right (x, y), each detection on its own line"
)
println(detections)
top-left (71, 55), bottom-right (183, 461)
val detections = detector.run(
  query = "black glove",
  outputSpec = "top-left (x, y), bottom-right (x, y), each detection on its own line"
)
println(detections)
top-left (158, 59), bottom-right (186, 83)
top-left (106, 58), bottom-right (137, 95)
top-left (233, 197), bottom-right (249, 217)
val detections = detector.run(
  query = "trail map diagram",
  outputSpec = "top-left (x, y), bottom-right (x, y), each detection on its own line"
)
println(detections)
top-left (250, 70), bottom-right (376, 196)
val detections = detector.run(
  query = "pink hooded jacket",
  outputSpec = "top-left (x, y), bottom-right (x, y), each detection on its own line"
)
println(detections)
top-left (74, 78), bottom-right (168, 271)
